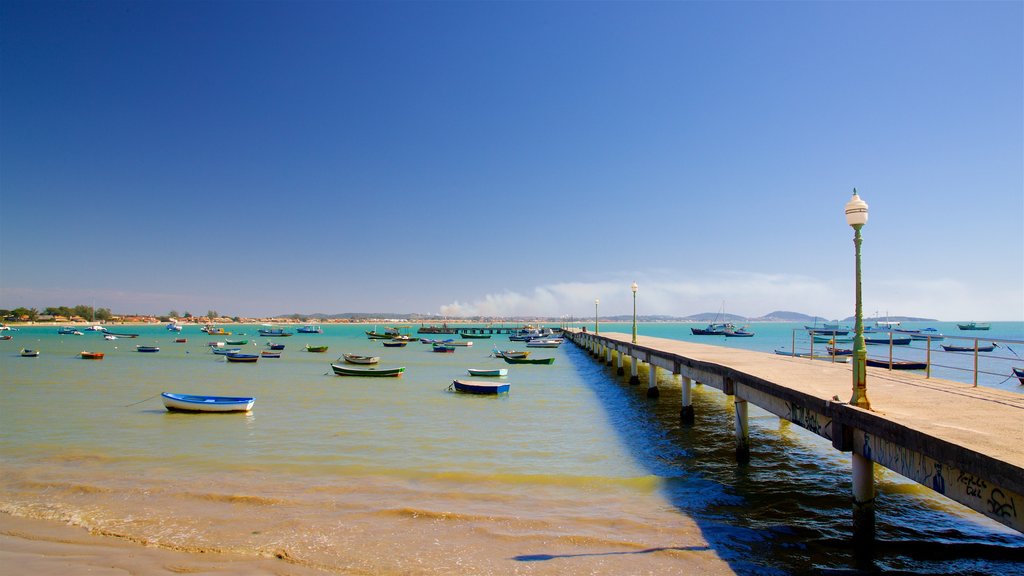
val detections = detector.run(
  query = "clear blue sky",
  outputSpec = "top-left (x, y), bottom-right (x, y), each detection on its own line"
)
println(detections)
top-left (2, 1), bottom-right (1021, 321)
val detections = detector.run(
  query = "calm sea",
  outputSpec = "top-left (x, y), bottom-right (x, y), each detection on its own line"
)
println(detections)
top-left (1, 322), bottom-right (1022, 574)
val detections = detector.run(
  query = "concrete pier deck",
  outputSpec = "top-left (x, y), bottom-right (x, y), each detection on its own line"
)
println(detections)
top-left (568, 330), bottom-right (1024, 534)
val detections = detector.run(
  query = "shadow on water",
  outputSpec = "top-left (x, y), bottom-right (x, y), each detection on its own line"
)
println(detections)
top-left (514, 545), bottom-right (711, 562)
top-left (526, 341), bottom-right (1024, 575)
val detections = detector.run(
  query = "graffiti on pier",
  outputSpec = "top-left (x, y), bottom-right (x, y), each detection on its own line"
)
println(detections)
top-left (957, 470), bottom-right (988, 499)
top-left (988, 489), bottom-right (1018, 520)
top-left (854, 430), bottom-right (1021, 532)
top-left (785, 401), bottom-right (832, 441)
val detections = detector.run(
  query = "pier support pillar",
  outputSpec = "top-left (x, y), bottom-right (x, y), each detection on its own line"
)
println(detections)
top-left (605, 346), bottom-right (613, 366)
top-left (616, 350), bottom-right (624, 375)
top-left (680, 376), bottom-right (694, 424)
top-left (629, 355), bottom-right (640, 385)
top-left (647, 364), bottom-right (660, 398)
top-left (734, 398), bottom-right (750, 463)
top-left (852, 453), bottom-right (876, 553)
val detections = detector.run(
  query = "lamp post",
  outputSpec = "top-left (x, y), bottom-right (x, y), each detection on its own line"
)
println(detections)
top-left (594, 298), bottom-right (600, 335)
top-left (846, 189), bottom-right (870, 409)
top-left (631, 281), bottom-right (638, 344)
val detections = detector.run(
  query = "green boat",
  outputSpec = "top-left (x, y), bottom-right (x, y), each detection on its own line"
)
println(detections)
top-left (305, 345), bottom-right (329, 353)
top-left (225, 339), bottom-right (248, 345)
top-left (460, 333), bottom-right (492, 339)
top-left (502, 356), bottom-right (554, 365)
top-left (330, 364), bottom-right (405, 377)
top-left (957, 322), bottom-right (991, 331)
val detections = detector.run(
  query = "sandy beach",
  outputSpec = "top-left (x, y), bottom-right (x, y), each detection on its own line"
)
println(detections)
top-left (0, 513), bottom-right (330, 576)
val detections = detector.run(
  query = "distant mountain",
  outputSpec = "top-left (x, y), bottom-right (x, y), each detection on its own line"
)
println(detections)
top-left (841, 315), bottom-right (937, 323)
top-left (752, 311), bottom-right (831, 322)
top-left (680, 312), bottom-right (749, 323)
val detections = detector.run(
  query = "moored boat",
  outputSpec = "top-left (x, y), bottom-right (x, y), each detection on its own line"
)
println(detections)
top-left (305, 345), bottom-right (329, 353)
top-left (104, 331), bottom-right (139, 338)
top-left (342, 353), bottom-right (380, 365)
top-left (467, 368), bottom-right (508, 377)
top-left (691, 323), bottom-right (734, 336)
top-left (460, 333), bottom-right (492, 339)
top-left (58, 327), bottom-right (84, 335)
top-left (432, 345), bottom-right (455, 353)
top-left (266, 342), bottom-right (286, 350)
top-left (20, 349), bottom-right (40, 357)
top-left (205, 327), bottom-right (231, 336)
top-left (175, 338), bottom-right (188, 343)
top-left (225, 339), bottom-right (249, 345)
top-left (297, 324), bottom-right (323, 333)
top-left (382, 340), bottom-right (408, 347)
top-left (724, 328), bottom-right (755, 337)
top-left (497, 350), bottom-right (530, 359)
top-left (225, 353), bottom-right (259, 363)
top-left (161, 392), bottom-right (254, 413)
top-left (525, 338), bottom-right (563, 348)
top-left (257, 328), bottom-right (292, 337)
top-left (211, 347), bottom-right (243, 355)
top-left (864, 336), bottom-right (912, 345)
top-left (941, 343), bottom-right (997, 352)
top-left (450, 379), bottom-right (510, 395)
top-left (957, 322), bottom-right (991, 331)
top-left (866, 358), bottom-right (928, 370)
top-left (330, 364), bottom-right (405, 377)
top-left (1013, 367), bottom-right (1024, 385)
top-left (80, 351), bottom-right (104, 359)
top-left (260, 350), bottom-right (282, 358)
top-left (136, 345), bottom-right (160, 353)
top-left (502, 356), bottom-right (554, 365)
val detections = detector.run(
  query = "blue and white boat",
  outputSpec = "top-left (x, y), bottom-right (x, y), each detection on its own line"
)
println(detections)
top-left (297, 324), bottom-right (323, 334)
top-left (258, 328), bottom-right (293, 337)
top-left (211, 347), bottom-right (243, 355)
top-left (161, 392), bottom-right (255, 413)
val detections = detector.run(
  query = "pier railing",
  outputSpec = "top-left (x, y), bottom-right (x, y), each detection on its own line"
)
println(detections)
top-left (792, 329), bottom-right (1024, 388)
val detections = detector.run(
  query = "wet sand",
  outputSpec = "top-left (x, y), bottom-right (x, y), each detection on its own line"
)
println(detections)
top-left (0, 513), bottom-right (330, 575)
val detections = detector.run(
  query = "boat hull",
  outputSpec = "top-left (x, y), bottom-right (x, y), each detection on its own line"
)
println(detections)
top-left (80, 351), bottom-right (104, 359)
top-left (161, 392), bottom-right (254, 413)
top-left (330, 364), bottom-right (405, 377)
top-left (467, 368), bottom-right (508, 377)
top-left (452, 380), bottom-right (510, 395)
top-left (226, 353), bottom-right (259, 363)
top-left (343, 354), bottom-right (380, 365)
top-left (502, 356), bottom-right (554, 365)
top-left (866, 358), bottom-right (928, 370)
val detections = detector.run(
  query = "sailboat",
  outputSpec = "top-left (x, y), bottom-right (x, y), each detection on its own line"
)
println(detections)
top-left (691, 302), bottom-right (735, 335)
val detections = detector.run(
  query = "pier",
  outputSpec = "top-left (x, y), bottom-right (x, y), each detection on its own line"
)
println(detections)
top-left (567, 330), bottom-right (1024, 540)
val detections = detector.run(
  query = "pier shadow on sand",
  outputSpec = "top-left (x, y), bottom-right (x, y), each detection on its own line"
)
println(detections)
top-left (513, 545), bottom-right (711, 562)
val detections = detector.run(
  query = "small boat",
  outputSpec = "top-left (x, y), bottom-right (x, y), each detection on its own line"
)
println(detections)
top-left (459, 333), bottom-right (492, 339)
top-left (809, 329), bottom-right (850, 336)
top-left (502, 356), bottom-right (554, 365)
top-left (266, 343), bottom-right (286, 350)
top-left (305, 345), bottom-right (329, 353)
top-left (864, 336), bottom-right (912, 345)
top-left (467, 368), bottom-right (508, 377)
top-left (20, 349), bottom-right (40, 357)
top-left (208, 341), bottom-right (226, 347)
top-left (58, 327), bottom-right (84, 335)
top-left (166, 322), bottom-right (183, 332)
top-left (724, 328), bottom-right (755, 337)
top-left (496, 350), bottom-right (530, 359)
top-left (957, 322), bottom-right (991, 331)
top-left (433, 345), bottom-right (455, 353)
top-left (80, 351), bottom-right (104, 359)
top-left (136, 345), bottom-right (160, 353)
top-left (0, 335), bottom-right (11, 340)
top-left (825, 347), bottom-right (855, 356)
top-left (225, 353), bottom-right (259, 363)
top-left (103, 335), bottom-right (118, 340)
top-left (691, 322), bottom-right (734, 336)
top-left (260, 350), bottom-right (282, 358)
top-left (343, 353), bottom-right (380, 365)
top-left (257, 328), bottom-right (292, 337)
top-left (161, 392), bottom-right (254, 413)
top-left (330, 364), bottom-right (405, 377)
top-left (446, 341), bottom-right (473, 347)
top-left (526, 339), bottom-right (563, 348)
top-left (297, 324), bottom-right (323, 334)
top-left (907, 328), bottom-right (944, 341)
top-left (774, 348), bottom-right (851, 362)
top-left (175, 338), bottom-right (188, 343)
top-left (206, 327), bottom-right (231, 336)
top-left (813, 334), bottom-right (854, 343)
top-left (225, 339), bottom-right (249, 345)
top-left (365, 331), bottom-right (394, 339)
top-left (450, 379), bottom-right (510, 395)
top-left (382, 340), bottom-right (408, 348)
top-left (104, 331), bottom-right (139, 338)
top-left (211, 347), bottom-right (243, 355)
top-left (866, 358), bottom-right (928, 370)
top-left (1012, 367), bottom-right (1024, 385)
top-left (941, 343), bottom-right (997, 353)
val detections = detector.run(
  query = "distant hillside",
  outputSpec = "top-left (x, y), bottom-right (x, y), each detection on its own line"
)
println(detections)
top-left (752, 311), bottom-right (831, 322)
top-left (681, 312), bottom-right (749, 323)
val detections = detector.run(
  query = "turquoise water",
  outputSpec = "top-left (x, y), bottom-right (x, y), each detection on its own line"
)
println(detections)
top-left (1, 322), bottom-right (1022, 574)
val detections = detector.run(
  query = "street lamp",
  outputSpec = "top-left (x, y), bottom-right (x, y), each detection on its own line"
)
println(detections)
top-left (631, 281), bottom-right (638, 344)
top-left (595, 298), bottom-right (600, 335)
top-left (846, 189), bottom-right (870, 409)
